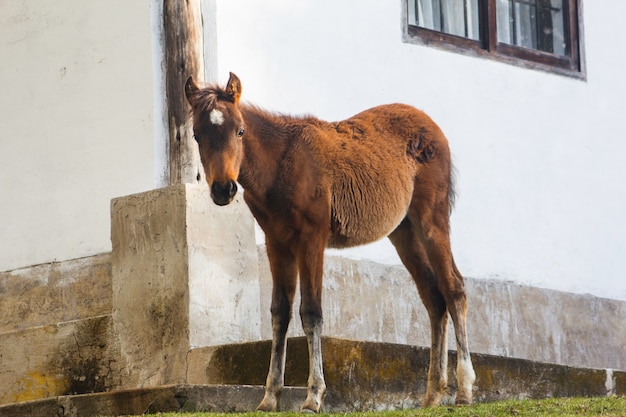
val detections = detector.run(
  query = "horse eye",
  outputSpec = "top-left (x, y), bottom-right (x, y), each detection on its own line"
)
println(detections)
top-left (237, 128), bottom-right (245, 138)
top-left (193, 134), bottom-right (199, 143)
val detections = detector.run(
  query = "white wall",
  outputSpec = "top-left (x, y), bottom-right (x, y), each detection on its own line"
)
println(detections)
top-left (0, 1), bottom-right (165, 271)
top-left (215, 0), bottom-right (626, 301)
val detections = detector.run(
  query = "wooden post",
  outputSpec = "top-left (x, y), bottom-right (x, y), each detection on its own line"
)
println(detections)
top-left (163, 0), bottom-right (204, 185)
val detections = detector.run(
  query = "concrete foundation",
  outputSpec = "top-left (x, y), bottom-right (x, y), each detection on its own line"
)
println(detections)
top-left (0, 255), bottom-right (117, 405)
top-left (1, 345), bottom-right (624, 416)
top-left (0, 254), bottom-right (112, 333)
top-left (189, 337), bottom-right (625, 410)
top-left (269, 251), bottom-right (626, 371)
top-left (0, 315), bottom-right (121, 405)
top-left (1, 184), bottom-right (625, 412)
top-left (110, 184), bottom-right (260, 388)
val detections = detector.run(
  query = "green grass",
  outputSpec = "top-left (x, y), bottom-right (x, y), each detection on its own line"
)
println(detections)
top-left (108, 396), bottom-right (626, 417)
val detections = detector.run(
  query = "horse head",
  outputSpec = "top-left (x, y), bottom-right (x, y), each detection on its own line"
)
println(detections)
top-left (185, 72), bottom-right (245, 206)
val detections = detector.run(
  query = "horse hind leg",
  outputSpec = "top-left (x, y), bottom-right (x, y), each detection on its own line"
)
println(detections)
top-left (448, 260), bottom-right (476, 404)
top-left (388, 219), bottom-right (450, 407)
top-left (422, 220), bottom-right (476, 405)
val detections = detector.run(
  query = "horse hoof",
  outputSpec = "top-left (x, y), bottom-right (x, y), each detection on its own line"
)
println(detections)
top-left (421, 392), bottom-right (443, 408)
top-left (256, 405), bottom-right (274, 412)
top-left (300, 399), bottom-right (321, 413)
top-left (256, 396), bottom-right (278, 412)
top-left (455, 395), bottom-right (473, 406)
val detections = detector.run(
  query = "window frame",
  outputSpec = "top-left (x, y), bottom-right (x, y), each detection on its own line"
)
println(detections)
top-left (402, 0), bottom-right (585, 79)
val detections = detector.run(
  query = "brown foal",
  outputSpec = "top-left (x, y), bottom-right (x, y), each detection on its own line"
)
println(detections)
top-left (185, 73), bottom-right (475, 412)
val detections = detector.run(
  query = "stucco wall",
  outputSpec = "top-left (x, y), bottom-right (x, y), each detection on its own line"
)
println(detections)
top-left (0, 1), bottom-right (164, 271)
top-left (1, 0), bottom-right (623, 302)
top-left (214, 0), bottom-right (626, 301)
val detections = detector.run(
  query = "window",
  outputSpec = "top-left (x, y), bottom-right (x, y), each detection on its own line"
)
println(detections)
top-left (404, 0), bottom-right (584, 78)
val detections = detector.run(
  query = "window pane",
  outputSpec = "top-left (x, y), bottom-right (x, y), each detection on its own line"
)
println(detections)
top-left (468, 0), bottom-right (480, 39)
top-left (408, 0), bottom-right (418, 26)
top-left (547, 0), bottom-right (566, 55)
top-left (496, 0), bottom-right (512, 44)
top-left (411, 0), bottom-right (480, 40)
top-left (496, 0), bottom-right (567, 56)
top-left (516, 1), bottom-right (536, 50)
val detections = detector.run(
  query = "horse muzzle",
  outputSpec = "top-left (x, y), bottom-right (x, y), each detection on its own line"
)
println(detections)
top-left (210, 180), bottom-right (238, 206)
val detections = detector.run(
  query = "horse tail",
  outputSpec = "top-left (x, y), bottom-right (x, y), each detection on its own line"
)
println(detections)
top-left (448, 160), bottom-right (458, 215)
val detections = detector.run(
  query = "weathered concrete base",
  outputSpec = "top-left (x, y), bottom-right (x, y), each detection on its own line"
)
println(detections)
top-left (0, 253), bottom-right (112, 333)
top-left (1, 337), bottom-right (624, 416)
top-left (266, 249), bottom-right (626, 371)
top-left (0, 385), bottom-right (307, 417)
top-left (0, 184), bottom-right (261, 405)
top-left (0, 315), bottom-right (121, 405)
top-left (189, 337), bottom-right (625, 411)
top-left (0, 254), bottom-right (115, 404)
top-left (1, 184), bottom-right (625, 412)
top-left (110, 184), bottom-right (260, 388)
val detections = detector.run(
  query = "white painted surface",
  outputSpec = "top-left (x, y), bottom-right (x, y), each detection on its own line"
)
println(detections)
top-left (1, 0), bottom-right (623, 303)
top-left (215, 0), bottom-right (626, 300)
top-left (186, 186), bottom-right (262, 347)
top-left (0, 1), bottom-right (161, 271)
top-left (150, 0), bottom-right (170, 188)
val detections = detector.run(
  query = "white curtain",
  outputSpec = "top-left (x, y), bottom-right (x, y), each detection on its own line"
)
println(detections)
top-left (414, 0), bottom-right (480, 40)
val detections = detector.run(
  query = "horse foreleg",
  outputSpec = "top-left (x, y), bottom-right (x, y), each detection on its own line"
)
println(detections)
top-left (257, 240), bottom-right (297, 412)
top-left (300, 302), bottom-right (325, 413)
top-left (297, 237), bottom-right (327, 413)
top-left (257, 306), bottom-right (291, 411)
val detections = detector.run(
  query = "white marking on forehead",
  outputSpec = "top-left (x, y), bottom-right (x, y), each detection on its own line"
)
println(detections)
top-left (209, 109), bottom-right (225, 126)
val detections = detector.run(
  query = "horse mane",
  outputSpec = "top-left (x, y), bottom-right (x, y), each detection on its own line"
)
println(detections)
top-left (188, 83), bottom-right (322, 132)
top-left (240, 104), bottom-right (329, 140)
top-left (188, 83), bottom-right (234, 115)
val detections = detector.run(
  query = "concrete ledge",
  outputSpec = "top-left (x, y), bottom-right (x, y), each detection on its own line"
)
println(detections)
top-left (190, 338), bottom-right (625, 410)
top-left (0, 385), bottom-right (307, 417)
top-left (0, 315), bottom-right (122, 405)
top-left (0, 253), bottom-right (112, 333)
top-left (1, 337), bottom-right (624, 415)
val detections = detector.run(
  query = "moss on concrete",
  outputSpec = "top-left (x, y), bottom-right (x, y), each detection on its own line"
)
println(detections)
top-left (193, 337), bottom-right (622, 410)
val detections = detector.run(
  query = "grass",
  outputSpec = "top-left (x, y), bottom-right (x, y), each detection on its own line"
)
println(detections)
top-left (106, 396), bottom-right (626, 417)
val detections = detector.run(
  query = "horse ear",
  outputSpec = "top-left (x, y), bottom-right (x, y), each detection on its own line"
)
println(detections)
top-left (185, 76), bottom-right (199, 105)
top-left (226, 72), bottom-right (242, 104)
